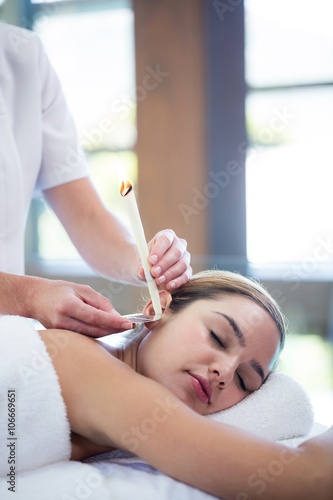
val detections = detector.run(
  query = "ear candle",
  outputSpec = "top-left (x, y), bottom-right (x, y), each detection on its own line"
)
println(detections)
top-left (120, 178), bottom-right (162, 320)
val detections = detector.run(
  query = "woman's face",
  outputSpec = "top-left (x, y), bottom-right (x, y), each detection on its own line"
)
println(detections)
top-left (136, 294), bottom-right (281, 415)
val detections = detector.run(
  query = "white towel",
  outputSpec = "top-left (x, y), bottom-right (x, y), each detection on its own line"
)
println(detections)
top-left (0, 315), bottom-right (71, 477)
top-left (0, 312), bottom-right (110, 499)
top-left (208, 371), bottom-right (314, 440)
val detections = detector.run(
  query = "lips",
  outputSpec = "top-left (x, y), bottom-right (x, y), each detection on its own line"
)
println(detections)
top-left (188, 373), bottom-right (212, 405)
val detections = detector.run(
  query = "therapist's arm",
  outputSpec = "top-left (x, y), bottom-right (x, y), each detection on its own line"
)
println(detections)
top-left (44, 178), bottom-right (191, 289)
top-left (41, 328), bottom-right (333, 500)
top-left (0, 272), bottom-right (133, 336)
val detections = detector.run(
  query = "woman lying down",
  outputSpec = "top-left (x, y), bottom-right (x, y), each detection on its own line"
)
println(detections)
top-left (7, 271), bottom-right (333, 498)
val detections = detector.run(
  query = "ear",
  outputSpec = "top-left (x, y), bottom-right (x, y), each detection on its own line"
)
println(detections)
top-left (143, 290), bottom-right (172, 320)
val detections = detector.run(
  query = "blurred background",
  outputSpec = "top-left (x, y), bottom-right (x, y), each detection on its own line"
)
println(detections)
top-left (1, 0), bottom-right (332, 425)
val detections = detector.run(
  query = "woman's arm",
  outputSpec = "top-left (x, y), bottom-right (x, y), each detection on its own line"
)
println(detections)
top-left (40, 329), bottom-right (333, 500)
top-left (70, 432), bottom-right (114, 461)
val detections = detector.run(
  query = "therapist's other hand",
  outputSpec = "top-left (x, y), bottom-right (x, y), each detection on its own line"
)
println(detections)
top-left (30, 279), bottom-right (133, 337)
top-left (138, 229), bottom-right (192, 290)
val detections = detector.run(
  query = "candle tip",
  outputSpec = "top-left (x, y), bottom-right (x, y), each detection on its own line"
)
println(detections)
top-left (120, 179), bottom-right (133, 197)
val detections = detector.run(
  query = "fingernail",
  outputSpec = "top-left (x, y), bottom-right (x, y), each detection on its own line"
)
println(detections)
top-left (167, 281), bottom-right (176, 290)
top-left (138, 268), bottom-right (145, 280)
top-left (150, 254), bottom-right (158, 264)
top-left (157, 275), bottom-right (166, 284)
top-left (154, 266), bottom-right (162, 276)
top-left (122, 321), bottom-right (133, 330)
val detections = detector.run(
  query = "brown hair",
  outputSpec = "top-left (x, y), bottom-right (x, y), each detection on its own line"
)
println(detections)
top-left (168, 270), bottom-right (287, 349)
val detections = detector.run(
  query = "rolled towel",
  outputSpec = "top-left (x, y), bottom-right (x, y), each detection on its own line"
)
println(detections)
top-left (207, 371), bottom-right (314, 441)
top-left (0, 315), bottom-right (71, 477)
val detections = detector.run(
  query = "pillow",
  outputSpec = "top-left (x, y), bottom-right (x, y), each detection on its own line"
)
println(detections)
top-left (207, 372), bottom-right (314, 441)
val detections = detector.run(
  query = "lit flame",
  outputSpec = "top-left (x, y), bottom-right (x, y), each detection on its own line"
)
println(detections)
top-left (120, 179), bottom-right (133, 197)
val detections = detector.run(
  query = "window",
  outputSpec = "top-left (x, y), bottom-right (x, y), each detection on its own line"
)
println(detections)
top-left (25, 0), bottom-right (136, 263)
top-left (244, 0), bottom-right (333, 425)
top-left (245, 0), bottom-right (333, 266)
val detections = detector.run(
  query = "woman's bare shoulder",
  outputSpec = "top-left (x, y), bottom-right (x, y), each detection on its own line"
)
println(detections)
top-left (38, 328), bottom-right (126, 372)
top-left (39, 328), bottom-right (99, 362)
top-left (38, 328), bottom-right (133, 402)
top-left (39, 328), bottom-right (109, 355)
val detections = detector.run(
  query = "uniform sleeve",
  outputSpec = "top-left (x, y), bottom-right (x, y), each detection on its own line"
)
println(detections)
top-left (34, 35), bottom-right (89, 192)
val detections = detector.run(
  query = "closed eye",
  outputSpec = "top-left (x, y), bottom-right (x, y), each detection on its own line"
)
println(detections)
top-left (237, 373), bottom-right (248, 393)
top-left (210, 331), bottom-right (224, 349)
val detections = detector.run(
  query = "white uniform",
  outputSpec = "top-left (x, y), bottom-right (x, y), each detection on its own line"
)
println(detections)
top-left (0, 22), bottom-right (88, 274)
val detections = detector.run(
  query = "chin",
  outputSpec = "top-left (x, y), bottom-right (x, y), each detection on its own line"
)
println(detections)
top-left (178, 394), bottom-right (202, 414)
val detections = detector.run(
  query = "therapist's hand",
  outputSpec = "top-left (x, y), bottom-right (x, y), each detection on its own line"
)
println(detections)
top-left (29, 278), bottom-right (133, 337)
top-left (138, 229), bottom-right (192, 289)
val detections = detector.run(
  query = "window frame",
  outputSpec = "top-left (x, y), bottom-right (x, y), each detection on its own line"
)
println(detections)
top-left (18, 0), bottom-right (333, 282)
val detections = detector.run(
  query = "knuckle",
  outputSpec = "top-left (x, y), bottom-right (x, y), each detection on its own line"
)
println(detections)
top-left (56, 300), bottom-right (68, 316)
top-left (86, 311), bottom-right (99, 325)
top-left (186, 266), bottom-right (193, 280)
top-left (52, 314), bottom-right (66, 329)
top-left (164, 228), bottom-right (175, 238)
top-left (161, 234), bottom-right (173, 246)
top-left (179, 237), bottom-right (187, 249)
top-left (158, 229), bottom-right (175, 244)
top-left (100, 294), bottom-right (112, 307)
top-left (173, 245), bottom-right (183, 260)
top-left (177, 260), bottom-right (188, 273)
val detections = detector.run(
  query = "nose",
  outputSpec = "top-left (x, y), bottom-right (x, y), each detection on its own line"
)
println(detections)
top-left (209, 356), bottom-right (237, 388)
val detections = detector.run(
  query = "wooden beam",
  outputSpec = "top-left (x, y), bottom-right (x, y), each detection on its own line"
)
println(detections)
top-left (134, 0), bottom-right (208, 258)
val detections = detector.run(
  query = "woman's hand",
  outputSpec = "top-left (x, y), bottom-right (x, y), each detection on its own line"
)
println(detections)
top-left (139, 229), bottom-right (192, 290)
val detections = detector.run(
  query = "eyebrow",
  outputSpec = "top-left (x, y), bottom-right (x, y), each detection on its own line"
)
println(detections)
top-left (212, 311), bottom-right (266, 384)
top-left (213, 312), bottom-right (246, 347)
